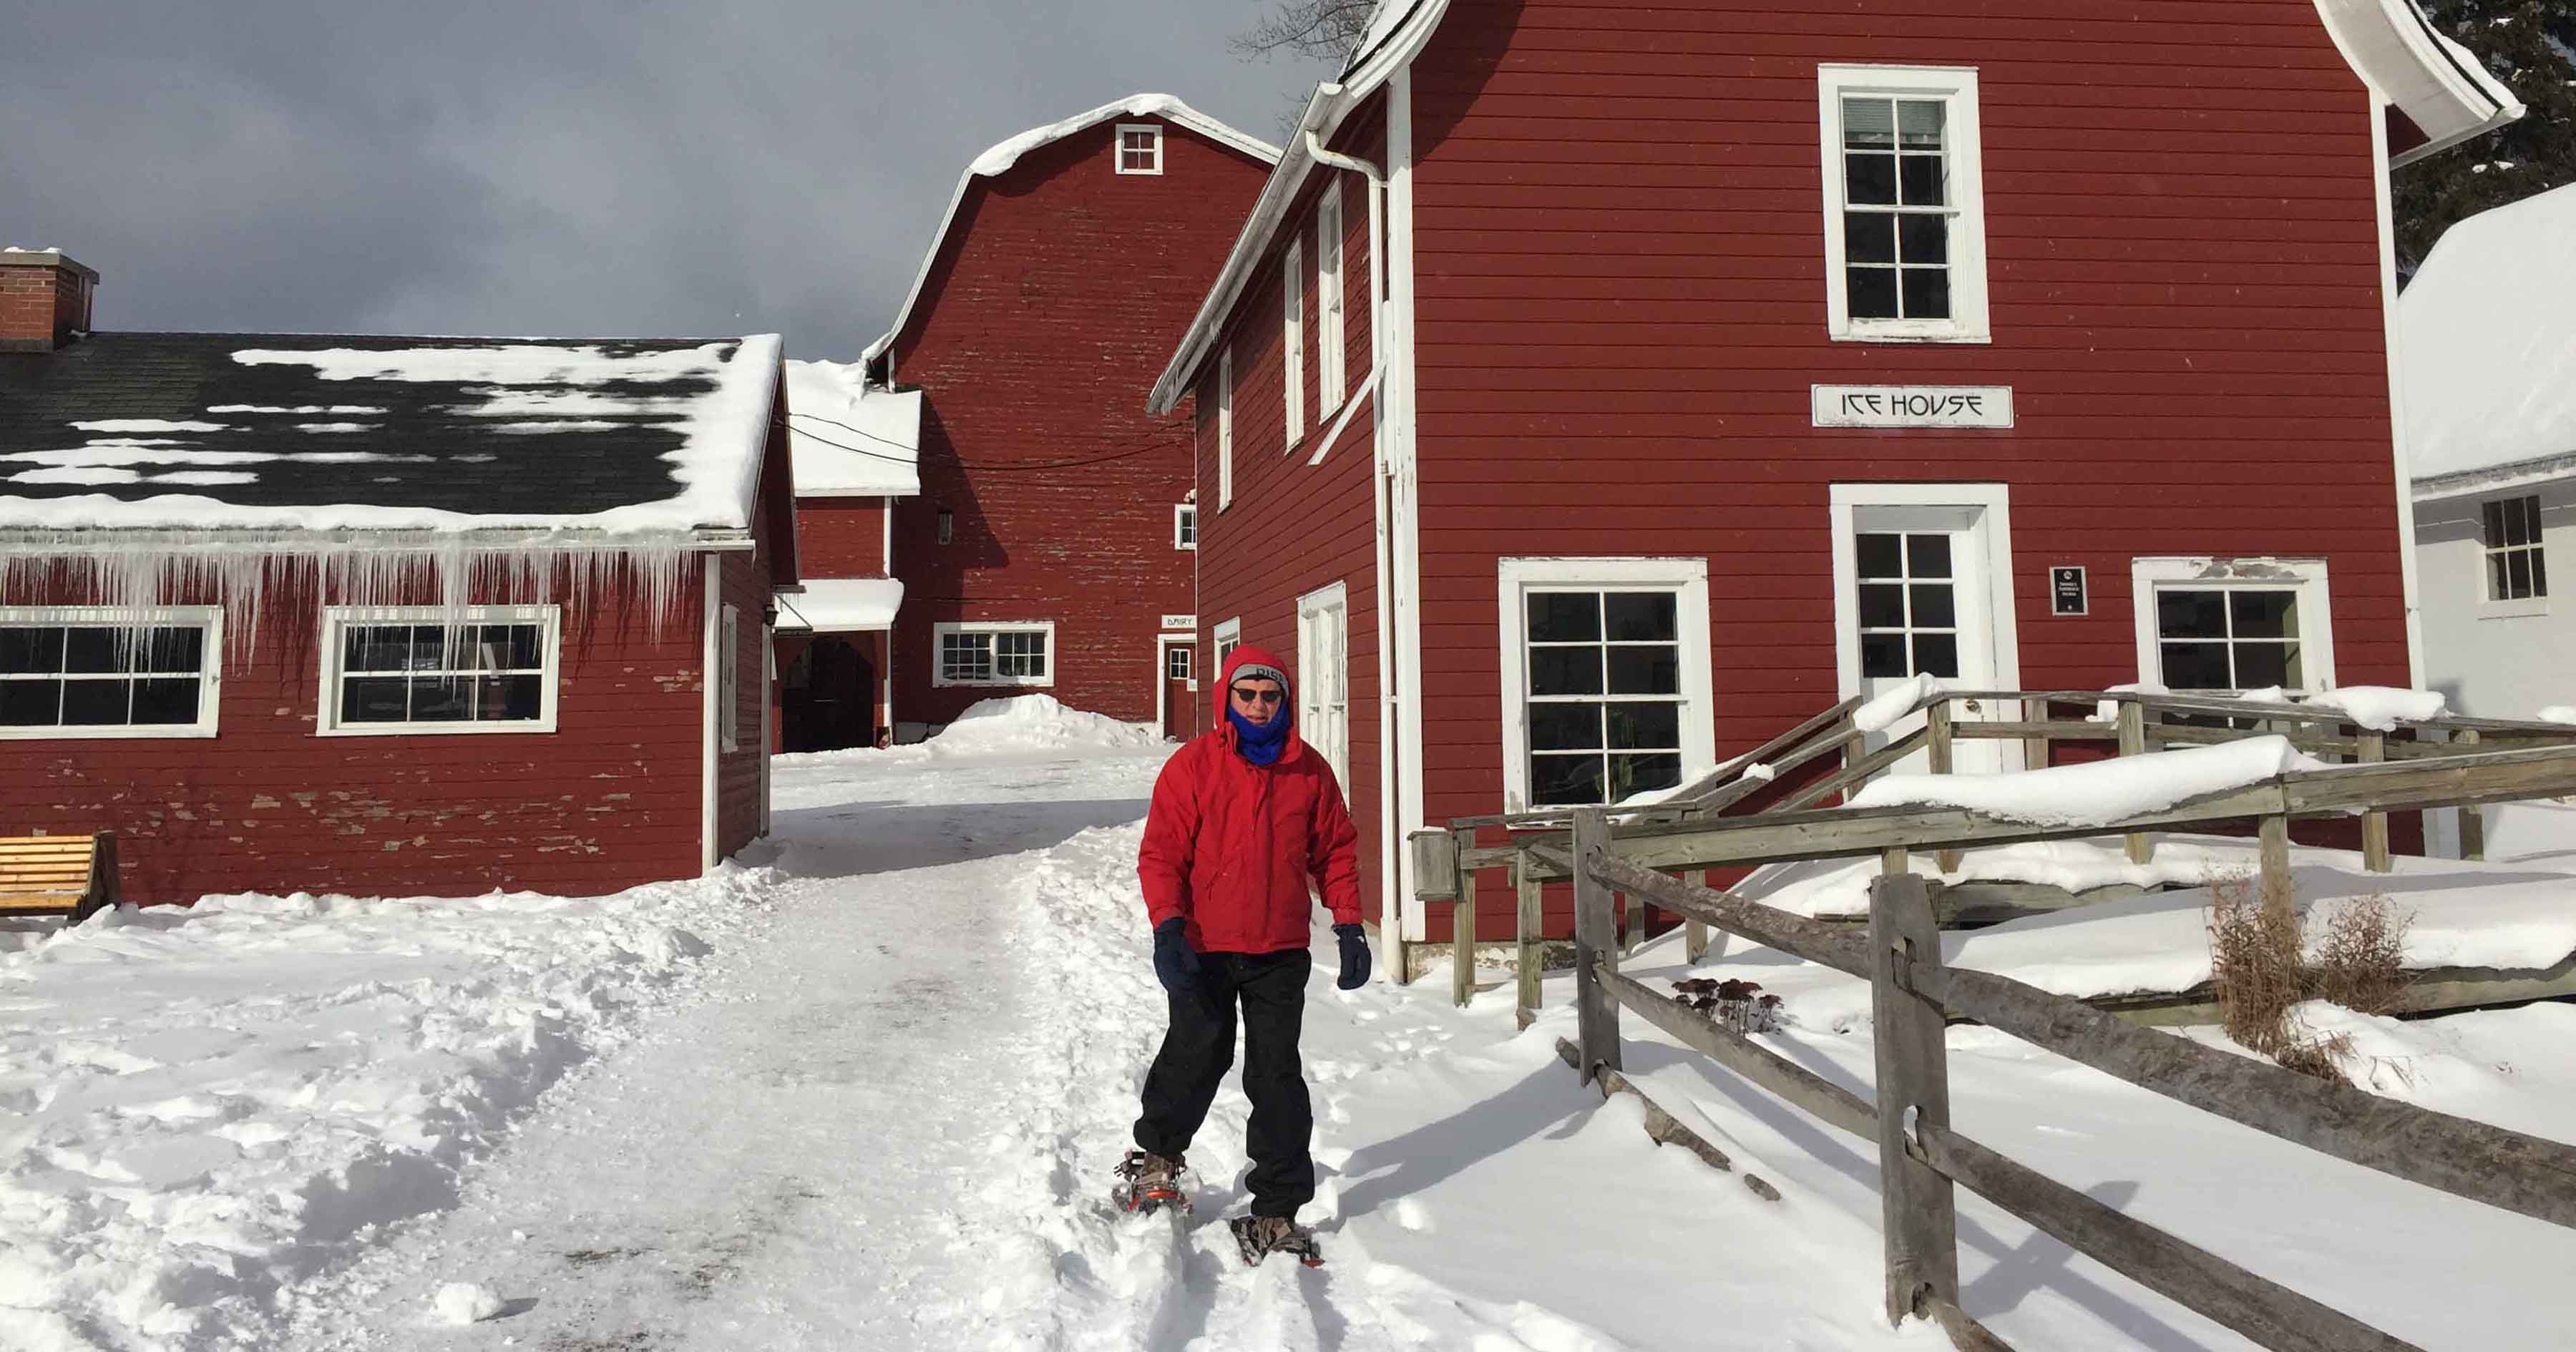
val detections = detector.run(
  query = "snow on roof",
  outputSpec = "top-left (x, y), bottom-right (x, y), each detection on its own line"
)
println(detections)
top-left (2315, 0), bottom-right (2522, 167)
top-left (0, 333), bottom-right (783, 537)
top-left (2404, 182), bottom-right (2576, 492)
top-left (775, 576), bottom-right (904, 632)
top-left (864, 94), bottom-right (1279, 371)
top-left (784, 359), bottom-right (919, 497)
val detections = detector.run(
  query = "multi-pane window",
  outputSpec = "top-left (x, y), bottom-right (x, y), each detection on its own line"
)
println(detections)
top-left (333, 619), bottom-right (550, 729)
top-left (1523, 590), bottom-right (1685, 806)
top-left (1174, 503), bottom-right (1197, 550)
top-left (1840, 96), bottom-right (1952, 323)
top-left (0, 618), bottom-right (213, 733)
top-left (935, 624), bottom-right (1051, 686)
top-left (2155, 589), bottom-right (2303, 691)
top-left (1284, 240), bottom-right (1305, 445)
top-left (1166, 647), bottom-right (1192, 680)
top-left (1317, 185), bottom-right (1345, 415)
top-left (1855, 532), bottom-right (1960, 679)
top-left (2482, 495), bottom-right (2547, 601)
top-left (1116, 124), bottom-right (1163, 175)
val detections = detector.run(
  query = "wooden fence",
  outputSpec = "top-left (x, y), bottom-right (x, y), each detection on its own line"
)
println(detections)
top-left (1546, 822), bottom-right (2576, 1351)
top-left (1413, 687), bottom-right (2576, 1018)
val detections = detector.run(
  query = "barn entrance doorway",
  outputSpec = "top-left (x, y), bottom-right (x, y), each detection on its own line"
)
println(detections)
top-left (781, 635), bottom-right (879, 753)
top-left (1830, 485), bottom-right (2022, 774)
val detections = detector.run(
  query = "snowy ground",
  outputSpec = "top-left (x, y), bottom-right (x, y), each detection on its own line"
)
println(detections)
top-left (10, 721), bottom-right (2576, 1350)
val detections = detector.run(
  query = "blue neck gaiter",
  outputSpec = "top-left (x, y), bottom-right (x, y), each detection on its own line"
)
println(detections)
top-left (1228, 708), bottom-right (1289, 767)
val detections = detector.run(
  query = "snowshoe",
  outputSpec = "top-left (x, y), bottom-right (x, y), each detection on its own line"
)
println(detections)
top-left (1112, 1150), bottom-right (1190, 1215)
top-left (1228, 1215), bottom-right (1324, 1268)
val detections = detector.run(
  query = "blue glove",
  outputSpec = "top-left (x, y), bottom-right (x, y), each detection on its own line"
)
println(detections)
top-left (1335, 923), bottom-right (1371, 990)
top-left (1152, 917), bottom-right (1202, 996)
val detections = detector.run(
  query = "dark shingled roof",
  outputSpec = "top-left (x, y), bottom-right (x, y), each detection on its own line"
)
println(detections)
top-left (0, 331), bottom-right (779, 532)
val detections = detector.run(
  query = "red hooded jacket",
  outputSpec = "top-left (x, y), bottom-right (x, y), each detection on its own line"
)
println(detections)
top-left (1138, 644), bottom-right (1362, 954)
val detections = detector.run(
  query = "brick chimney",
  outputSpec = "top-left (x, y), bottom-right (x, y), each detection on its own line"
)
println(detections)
top-left (0, 248), bottom-right (99, 351)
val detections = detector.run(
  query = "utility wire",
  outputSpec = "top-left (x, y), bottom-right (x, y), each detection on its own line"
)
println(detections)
top-left (776, 413), bottom-right (1194, 476)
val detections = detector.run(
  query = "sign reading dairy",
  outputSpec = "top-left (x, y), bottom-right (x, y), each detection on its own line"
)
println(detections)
top-left (1812, 384), bottom-right (2014, 428)
top-left (1161, 614), bottom-right (1197, 632)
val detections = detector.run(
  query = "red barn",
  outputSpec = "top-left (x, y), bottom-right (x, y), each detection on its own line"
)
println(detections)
top-left (834, 95), bottom-right (1277, 742)
top-left (0, 248), bottom-right (794, 903)
top-left (1146, 1), bottom-right (2521, 970)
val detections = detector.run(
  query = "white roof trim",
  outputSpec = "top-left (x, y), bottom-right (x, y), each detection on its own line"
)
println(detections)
top-left (862, 94), bottom-right (1279, 373)
top-left (2413, 449), bottom-right (2576, 503)
top-left (1148, 2), bottom-right (1455, 416)
top-left (2313, 0), bottom-right (2522, 166)
top-left (776, 577), bottom-right (905, 633)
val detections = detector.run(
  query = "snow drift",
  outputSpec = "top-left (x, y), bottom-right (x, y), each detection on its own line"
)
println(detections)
top-left (922, 693), bottom-right (1167, 758)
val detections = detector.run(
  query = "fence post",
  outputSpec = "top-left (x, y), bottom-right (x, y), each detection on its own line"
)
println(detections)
top-left (1571, 809), bottom-right (1621, 1084)
top-left (2260, 812), bottom-right (2293, 905)
top-left (2117, 701), bottom-right (2154, 864)
top-left (2358, 730), bottom-right (2391, 873)
top-left (1451, 826), bottom-right (1478, 1008)
top-left (2021, 695), bottom-right (2050, 772)
top-left (1927, 700), bottom-right (1962, 874)
top-left (1869, 871), bottom-right (1959, 1328)
top-left (1514, 848), bottom-right (1543, 1029)
top-left (2457, 729), bottom-right (2487, 861)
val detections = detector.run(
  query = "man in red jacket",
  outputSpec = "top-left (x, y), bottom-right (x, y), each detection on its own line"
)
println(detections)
top-left (1116, 644), bottom-right (1367, 1265)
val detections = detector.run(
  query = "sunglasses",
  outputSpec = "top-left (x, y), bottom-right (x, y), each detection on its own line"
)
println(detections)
top-left (1229, 686), bottom-right (1284, 705)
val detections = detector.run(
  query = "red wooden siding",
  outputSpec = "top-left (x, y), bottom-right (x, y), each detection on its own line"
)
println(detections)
top-left (883, 115), bottom-right (1271, 728)
top-left (1403, 0), bottom-right (2414, 939)
top-left (1191, 108), bottom-right (1390, 921)
top-left (794, 498), bottom-right (889, 577)
top-left (0, 569), bottom-right (713, 904)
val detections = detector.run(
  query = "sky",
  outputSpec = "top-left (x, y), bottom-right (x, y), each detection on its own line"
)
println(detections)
top-left (0, 1), bottom-right (1330, 361)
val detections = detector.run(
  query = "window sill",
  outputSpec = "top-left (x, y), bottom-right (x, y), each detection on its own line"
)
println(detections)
top-left (316, 720), bottom-right (558, 738)
top-left (0, 725), bottom-right (219, 740)
top-left (1830, 320), bottom-right (1992, 345)
top-left (2479, 598), bottom-right (2550, 620)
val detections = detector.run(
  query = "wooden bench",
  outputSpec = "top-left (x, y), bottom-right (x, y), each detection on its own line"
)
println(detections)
top-left (0, 833), bottom-right (119, 924)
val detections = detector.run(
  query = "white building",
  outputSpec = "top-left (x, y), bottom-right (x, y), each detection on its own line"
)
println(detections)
top-left (2404, 182), bottom-right (2576, 859)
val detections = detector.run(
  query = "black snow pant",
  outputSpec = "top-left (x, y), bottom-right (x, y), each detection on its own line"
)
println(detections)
top-left (1133, 948), bottom-right (1315, 1218)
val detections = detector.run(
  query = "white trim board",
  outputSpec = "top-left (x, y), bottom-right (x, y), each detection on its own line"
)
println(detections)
top-left (1155, 633), bottom-right (1199, 736)
top-left (931, 619), bottom-right (1058, 687)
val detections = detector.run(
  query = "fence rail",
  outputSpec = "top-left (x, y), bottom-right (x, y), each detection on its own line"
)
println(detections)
top-left (1413, 689), bottom-right (2576, 1348)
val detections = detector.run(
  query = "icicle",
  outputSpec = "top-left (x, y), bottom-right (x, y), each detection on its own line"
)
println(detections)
top-left (0, 529), bottom-right (707, 666)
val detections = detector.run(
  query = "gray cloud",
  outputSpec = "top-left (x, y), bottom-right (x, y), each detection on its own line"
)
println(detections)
top-left (1, 1), bottom-right (1324, 359)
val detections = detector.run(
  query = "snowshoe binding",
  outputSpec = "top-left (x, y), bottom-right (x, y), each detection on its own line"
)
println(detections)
top-left (1113, 1150), bottom-right (1190, 1215)
top-left (1228, 1215), bottom-right (1324, 1268)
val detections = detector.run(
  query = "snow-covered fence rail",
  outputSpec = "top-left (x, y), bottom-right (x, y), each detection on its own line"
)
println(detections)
top-left (1419, 683), bottom-right (2576, 1018)
top-left (1539, 825), bottom-right (2576, 1352)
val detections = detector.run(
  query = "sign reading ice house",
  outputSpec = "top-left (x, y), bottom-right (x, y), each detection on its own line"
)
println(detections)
top-left (1811, 385), bottom-right (2014, 429)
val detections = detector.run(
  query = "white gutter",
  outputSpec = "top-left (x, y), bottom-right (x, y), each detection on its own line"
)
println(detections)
top-left (1304, 127), bottom-right (1403, 956)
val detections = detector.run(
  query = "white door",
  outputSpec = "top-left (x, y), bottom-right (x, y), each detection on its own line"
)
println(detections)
top-left (1297, 582), bottom-right (1350, 788)
top-left (1836, 498), bottom-right (2015, 773)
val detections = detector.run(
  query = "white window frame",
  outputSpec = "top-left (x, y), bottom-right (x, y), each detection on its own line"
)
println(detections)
top-left (931, 620), bottom-right (1055, 688)
top-left (2480, 494), bottom-right (2548, 614)
top-left (1174, 502), bottom-right (1198, 551)
top-left (1817, 64), bottom-right (1991, 344)
top-left (316, 604), bottom-right (562, 737)
top-left (1496, 558), bottom-right (1717, 813)
top-left (1283, 240), bottom-right (1305, 447)
top-left (2129, 557), bottom-right (2338, 695)
top-left (1317, 182), bottom-right (1346, 417)
top-left (718, 603), bottom-right (741, 753)
top-left (1214, 616), bottom-right (1242, 670)
top-left (1114, 123), bottom-right (1163, 175)
top-left (0, 604), bottom-right (223, 740)
top-left (1217, 348), bottom-right (1234, 510)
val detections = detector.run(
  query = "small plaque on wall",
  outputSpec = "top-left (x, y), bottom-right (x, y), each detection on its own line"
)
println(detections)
top-left (2051, 567), bottom-right (2088, 617)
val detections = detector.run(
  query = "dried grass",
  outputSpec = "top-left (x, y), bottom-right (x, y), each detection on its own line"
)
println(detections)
top-left (2206, 871), bottom-right (2412, 1083)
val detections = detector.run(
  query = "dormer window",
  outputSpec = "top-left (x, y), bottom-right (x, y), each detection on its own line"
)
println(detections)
top-left (1116, 124), bottom-right (1163, 175)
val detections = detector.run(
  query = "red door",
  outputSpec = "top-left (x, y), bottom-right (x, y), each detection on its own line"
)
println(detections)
top-left (1162, 644), bottom-right (1197, 741)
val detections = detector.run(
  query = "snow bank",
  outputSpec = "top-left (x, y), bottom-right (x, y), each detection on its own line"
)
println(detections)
top-left (1847, 735), bottom-right (2324, 826)
top-left (924, 694), bottom-right (1165, 757)
top-left (2540, 706), bottom-right (2576, 726)
top-left (1740, 838), bottom-right (2258, 919)
top-left (0, 868), bottom-right (768, 1351)
top-left (2308, 685), bottom-right (2447, 731)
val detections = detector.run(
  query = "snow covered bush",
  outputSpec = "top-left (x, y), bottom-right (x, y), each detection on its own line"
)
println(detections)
top-left (1672, 976), bottom-right (1783, 1036)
